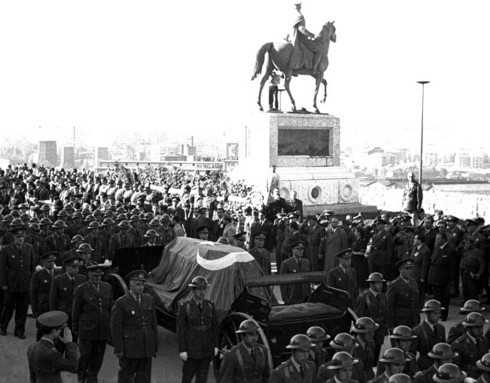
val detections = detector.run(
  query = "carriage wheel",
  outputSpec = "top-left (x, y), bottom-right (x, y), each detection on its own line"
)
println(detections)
top-left (103, 273), bottom-right (128, 301)
top-left (213, 312), bottom-right (272, 381)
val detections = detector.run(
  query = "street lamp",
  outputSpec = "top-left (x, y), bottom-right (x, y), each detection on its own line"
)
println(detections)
top-left (417, 81), bottom-right (430, 185)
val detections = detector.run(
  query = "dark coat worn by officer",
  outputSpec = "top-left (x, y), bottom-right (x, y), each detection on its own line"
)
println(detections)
top-left (308, 349), bottom-right (329, 371)
top-left (370, 229), bottom-right (394, 272)
top-left (111, 292), bottom-right (158, 359)
top-left (108, 231), bottom-right (135, 260)
top-left (327, 264), bottom-right (358, 308)
top-left (219, 342), bottom-right (270, 383)
top-left (270, 358), bottom-right (316, 383)
top-left (42, 234), bottom-right (71, 265)
top-left (386, 275), bottom-right (420, 329)
top-left (376, 351), bottom-right (417, 378)
top-left (49, 273), bottom-right (87, 314)
top-left (72, 280), bottom-right (113, 340)
top-left (279, 256), bottom-right (311, 305)
top-left (307, 223), bottom-right (326, 272)
top-left (353, 339), bottom-right (375, 382)
top-left (368, 372), bottom-right (390, 383)
top-left (176, 298), bottom-right (219, 359)
top-left (355, 289), bottom-right (387, 347)
top-left (410, 321), bottom-right (446, 370)
top-left (451, 333), bottom-right (489, 379)
top-left (413, 364), bottom-right (437, 383)
top-left (0, 242), bottom-right (35, 292)
top-left (249, 247), bottom-right (272, 275)
top-left (30, 268), bottom-right (62, 317)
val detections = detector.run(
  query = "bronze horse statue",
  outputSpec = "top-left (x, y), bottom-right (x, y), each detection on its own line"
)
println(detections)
top-left (251, 21), bottom-right (336, 113)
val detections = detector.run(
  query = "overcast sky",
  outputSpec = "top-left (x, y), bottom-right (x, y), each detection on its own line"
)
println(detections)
top-left (0, 0), bottom-right (488, 151)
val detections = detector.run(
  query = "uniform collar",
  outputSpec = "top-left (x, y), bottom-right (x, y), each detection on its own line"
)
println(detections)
top-left (290, 356), bottom-right (302, 373)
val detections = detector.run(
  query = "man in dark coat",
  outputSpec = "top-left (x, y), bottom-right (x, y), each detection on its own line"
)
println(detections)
top-left (42, 220), bottom-right (71, 265)
top-left (402, 171), bottom-right (423, 227)
top-left (288, 191), bottom-right (303, 222)
top-left (327, 249), bottom-right (358, 308)
top-left (370, 219), bottom-right (394, 281)
top-left (72, 261), bottom-right (113, 383)
top-left (279, 238), bottom-right (311, 305)
top-left (320, 351), bottom-right (359, 383)
top-left (177, 276), bottom-right (218, 383)
top-left (111, 269), bottom-right (158, 383)
top-left (249, 209), bottom-right (274, 251)
top-left (410, 233), bottom-right (431, 307)
top-left (321, 217), bottom-right (348, 273)
top-left (307, 215), bottom-right (326, 272)
top-left (352, 317), bottom-right (378, 380)
top-left (0, 225), bottom-right (36, 338)
top-left (413, 343), bottom-right (457, 383)
top-left (248, 232), bottom-right (272, 275)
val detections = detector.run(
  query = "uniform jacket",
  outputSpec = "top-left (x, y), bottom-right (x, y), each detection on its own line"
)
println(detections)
top-left (250, 220), bottom-right (274, 250)
top-left (402, 181), bottom-right (422, 213)
top-left (49, 273), bottom-right (87, 315)
top-left (84, 231), bottom-right (109, 263)
top-left (176, 298), bottom-right (219, 359)
top-left (41, 234), bottom-right (71, 265)
top-left (368, 372), bottom-right (390, 383)
top-left (72, 280), bottom-right (113, 340)
top-left (190, 216), bottom-right (212, 239)
top-left (447, 321), bottom-right (465, 345)
top-left (27, 339), bottom-right (78, 383)
top-left (451, 333), bottom-right (490, 379)
top-left (376, 351), bottom-right (418, 378)
top-left (327, 265), bottom-right (358, 307)
top-left (249, 247), bottom-right (272, 275)
top-left (322, 227), bottom-right (348, 272)
top-left (371, 229), bottom-right (394, 267)
top-left (108, 232), bottom-right (135, 260)
top-left (30, 268), bottom-right (62, 316)
top-left (413, 364), bottom-right (437, 383)
top-left (355, 289), bottom-right (387, 346)
top-left (270, 358), bottom-right (316, 383)
top-left (110, 292), bottom-right (158, 359)
top-left (411, 321), bottom-right (446, 370)
top-left (279, 256), bottom-right (311, 305)
top-left (307, 224), bottom-right (325, 259)
top-left (353, 339), bottom-right (375, 381)
top-left (0, 242), bottom-right (35, 292)
top-left (307, 349), bottom-right (329, 371)
top-left (386, 276), bottom-right (420, 329)
top-left (219, 342), bottom-right (270, 383)
top-left (427, 243), bottom-right (451, 286)
top-left (460, 247), bottom-right (485, 276)
top-left (410, 244), bottom-right (431, 283)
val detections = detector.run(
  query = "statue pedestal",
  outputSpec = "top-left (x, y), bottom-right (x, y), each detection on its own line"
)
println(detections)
top-left (239, 112), bottom-right (361, 212)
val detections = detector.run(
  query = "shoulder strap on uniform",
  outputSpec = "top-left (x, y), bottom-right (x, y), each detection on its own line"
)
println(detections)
top-left (234, 348), bottom-right (247, 378)
top-left (419, 324), bottom-right (430, 352)
top-left (185, 301), bottom-right (191, 319)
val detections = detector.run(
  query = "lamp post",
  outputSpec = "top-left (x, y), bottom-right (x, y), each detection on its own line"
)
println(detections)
top-left (417, 81), bottom-right (429, 185)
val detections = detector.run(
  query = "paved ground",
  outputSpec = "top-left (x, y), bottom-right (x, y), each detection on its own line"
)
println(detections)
top-left (0, 294), bottom-right (480, 383)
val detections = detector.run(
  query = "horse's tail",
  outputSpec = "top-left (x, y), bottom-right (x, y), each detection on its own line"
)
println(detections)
top-left (251, 42), bottom-right (273, 81)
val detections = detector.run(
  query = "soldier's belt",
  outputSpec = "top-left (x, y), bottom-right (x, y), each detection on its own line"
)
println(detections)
top-left (189, 325), bottom-right (212, 331)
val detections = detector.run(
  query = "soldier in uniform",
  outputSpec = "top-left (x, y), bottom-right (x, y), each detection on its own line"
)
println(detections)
top-left (72, 261), bottom-right (113, 383)
top-left (369, 219), bottom-right (394, 281)
top-left (322, 351), bottom-right (360, 383)
top-left (111, 269), bottom-right (158, 383)
top-left (42, 220), bottom-right (71, 265)
top-left (459, 236), bottom-right (485, 301)
top-left (378, 326), bottom-right (417, 377)
top-left (389, 374), bottom-right (412, 383)
top-left (306, 215), bottom-right (326, 272)
top-left (447, 299), bottom-right (485, 344)
top-left (427, 233), bottom-right (452, 321)
top-left (108, 220), bottom-right (135, 260)
top-left (177, 276), bottom-right (219, 383)
top-left (27, 310), bottom-right (78, 382)
top-left (141, 229), bottom-right (159, 247)
top-left (355, 272), bottom-right (387, 361)
top-left (475, 353), bottom-right (490, 383)
top-left (450, 312), bottom-right (490, 379)
top-left (327, 248), bottom-right (358, 308)
top-left (249, 232), bottom-right (272, 275)
top-left (386, 259), bottom-right (420, 330)
top-left (413, 343), bottom-right (458, 383)
top-left (432, 363), bottom-right (466, 383)
top-left (368, 348), bottom-right (408, 383)
top-left (352, 317), bottom-right (378, 381)
top-left (279, 238), bottom-right (311, 304)
top-left (84, 221), bottom-right (108, 263)
top-left (0, 223), bottom-right (35, 338)
top-left (411, 300), bottom-right (447, 371)
top-left (219, 319), bottom-right (270, 383)
top-left (307, 326), bottom-right (331, 370)
top-left (270, 334), bottom-right (317, 383)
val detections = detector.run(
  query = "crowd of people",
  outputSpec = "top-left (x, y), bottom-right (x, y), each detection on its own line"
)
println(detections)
top-left (1, 162), bottom-right (490, 383)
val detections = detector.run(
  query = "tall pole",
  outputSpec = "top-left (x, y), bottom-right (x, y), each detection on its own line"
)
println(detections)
top-left (417, 81), bottom-right (429, 185)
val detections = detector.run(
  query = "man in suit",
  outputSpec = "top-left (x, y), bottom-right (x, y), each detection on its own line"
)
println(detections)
top-left (250, 209), bottom-right (274, 251)
top-left (72, 261), bottom-right (113, 383)
top-left (321, 216), bottom-right (348, 273)
top-left (111, 269), bottom-right (158, 383)
top-left (279, 238), bottom-right (311, 305)
top-left (219, 319), bottom-right (270, 383)
top-left (307, 215), bottom-right (326, 272)
top-left (177, 276), bottom-right (218, 383)
top-left (211, 207), bottom-right (226, 242)
top-left (327, 249), bottom-right (358, 308)
top-left (270, 334), bottom-right (317, 383)
top-left (248, 232), bottom-right (272, 275)
top-left (410, 233), bottom-right (431, 306)
top-left (27, 310), bottom-right (78, 383)
top-left (460, 235), bottom-right (485, 302)
top-left (428, 233), bottom-right (453, 321)
top-left (386, 259), bottom-right (420, 330)
top-left (289, 191), bottom-right (303, 222)
top-left (411, 300), bottom-right (447, 371)
top-left (49, 254), bottom-right (87, 342)
top-left (0, 224), bottom-right (35, 338)
top-left (413, 343), bottom-right (458, 383)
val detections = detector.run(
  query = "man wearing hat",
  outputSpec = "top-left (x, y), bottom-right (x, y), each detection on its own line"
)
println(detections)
top-left (411, 300), bottom-right (447, 370)
top-left (327, 248), bottom-right (358, 308)
top-left (219, 319), bottom-right (270, 383)
top-left (447, 300), bottom-right (486, 344)
top-left (369, 219), bottom-right (394, 281)
top-left (190, 207), bottom-right (212, 239)
top-left (352, 317), bottom-right (378, 380)
top-left (279, 237), bottom-right (311, 304)
top-left (369, 348), bottom-right (408, 383)
top-left (84, 221), bottom-right (108, 263)
top-left (42, 220), bottom-right (71, 265)
top-left (0, 224), bottom-right (35, 338)
top-left (72, 261), bottom-right (112, 383)
top-left (402, 172), bottom-right (423, 227)
top-left (318, 351), bottom-right (359, 383)
top-left (427, 233), bottom-right (452, 321)
top-left (50, 254), bottom-right (87, 342)
top-left (141, 229), bottom-right (159, 247)
top-left (249, 231), bottom-right (272, 275)
top-left (378, 326), bottom-right (417, 377)
top-left (270, 334), bottom-right (317, 383)
top-left (307, 326), bottom-right (330, 370)
top-left (460, 236), bottom-right (485, 301)
top-left (307, 214), bottom-right (326, 272)
top-left (386, 259), bottom-right (420, 330)
top-left (321, 216), bottom-right (348, 273)
top-left (111, 269), bottom-right (158, 383)
top-left (250, 209), bottom-right (274, 251)
top-left (413, 343), bottom-right (458, 383)
top-left (177, 276), bottom-right (218, 383)
top-left (27, 310), bottom-right (78, 382)
top-left (475, 353), bottom-right (490, 383)
top-left (108, 220), bottom-right (135, 261)
top-left (410, 233), bottom-right (431, 306)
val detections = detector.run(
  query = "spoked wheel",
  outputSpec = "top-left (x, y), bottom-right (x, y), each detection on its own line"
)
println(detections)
top-left (213, 312), bottom-right (272, 381)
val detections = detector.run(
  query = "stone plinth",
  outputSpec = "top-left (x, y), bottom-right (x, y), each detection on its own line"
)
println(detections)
top-left (38, 141), bottom-right (58, 168)
top-left (61, 147), bottom-right (75, 169)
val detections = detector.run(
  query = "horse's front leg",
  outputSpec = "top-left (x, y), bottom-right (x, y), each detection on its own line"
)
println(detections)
top-left (284, 73), bottom-right (296, 112)
top-left (321, 78), bottom-right (327, 103)
top-left (257, 75), bottom-right (268, 111)
top-left (313, 76), bottom-right (323, 113)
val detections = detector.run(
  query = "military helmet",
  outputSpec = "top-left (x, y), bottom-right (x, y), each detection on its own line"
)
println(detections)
top-left (150, 218), bottom-right (161, 227)
top-left (30, 217), bottom-right (40, 224)
top-left (10, 218), bottom-right (25, 228)
top-left (131, 208), bottom-right (141, 216)
top-left (40, 217), bottom-right (52, 226)
top-left (428, 343), bottom-right (458, 360)
top-left (326, 351), bottom-right (359, 370)
top-left (81, 208), bottom-right (91, 216)
top-left (2, 214), bottom-right (13, 224)
top-left (351, 317), bottom-right (379, 333)
top-left (379, 348), bottom-right (409, 364)
top-left (84, 215), bottom-right (96, 223)
top-left (76, 243), bottom-right (94, 253)
top-left (40, 204), bottom-right (50, 212)
top-left (188, 276), bottom-right (210, 288)
top-left (29, 223), bottom-right (40, 232)
top-left (88, 221), bottom-right (100, 230)
top-left (116, 213), bottom-right (127, 222)
top-left (421, 299), bottom-right (444, 313)
top-left (390, 325), bottom-right (417, 340)
top-left (52, 220), bottom-right (67, 229)
top-left (57, 210), bottom-right (69, 218)
top-left (71, 234), bottom-right (84, 243)
top-left (330, 333), bottom-right (358, 350)
top-left (93, 209), bottom-right (102, 217)
top-left (101, 218), bottom-right (114, 227)
top-left (144, 212), bottom-right (154, 221)
top-left (433, 363), bottom-right (467, 383)
top-left (366, 272), bottom-right (386, 283)
top-left (460, 299), bottom-right (486, 314)
top-left (20, 213), bottom-right (30, 222)
top-left (144, 229), bottom-right (159, 238)
top-left (286, 334), bottom-right (312, 351)
top-left (10, 209), bottom-right (21, 217)
top-left (129, 215), bottom-right (140, 223)
top-left (463, 312), bottom-right (488, 327)
top-left (389, 374), bottom-right (412, 383)
top-left (72, 211), bottom-right (83, 220)
top-left (116, 207), bottom-right (126, 214)
top-left (117, 220), bottom-right (130, 229)
top-left (307, 326), bottom-right (330, 342)
top-left (235, 319), bottom-right (260, 334)
top-left (476, 353), bottom-right (490, 372)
